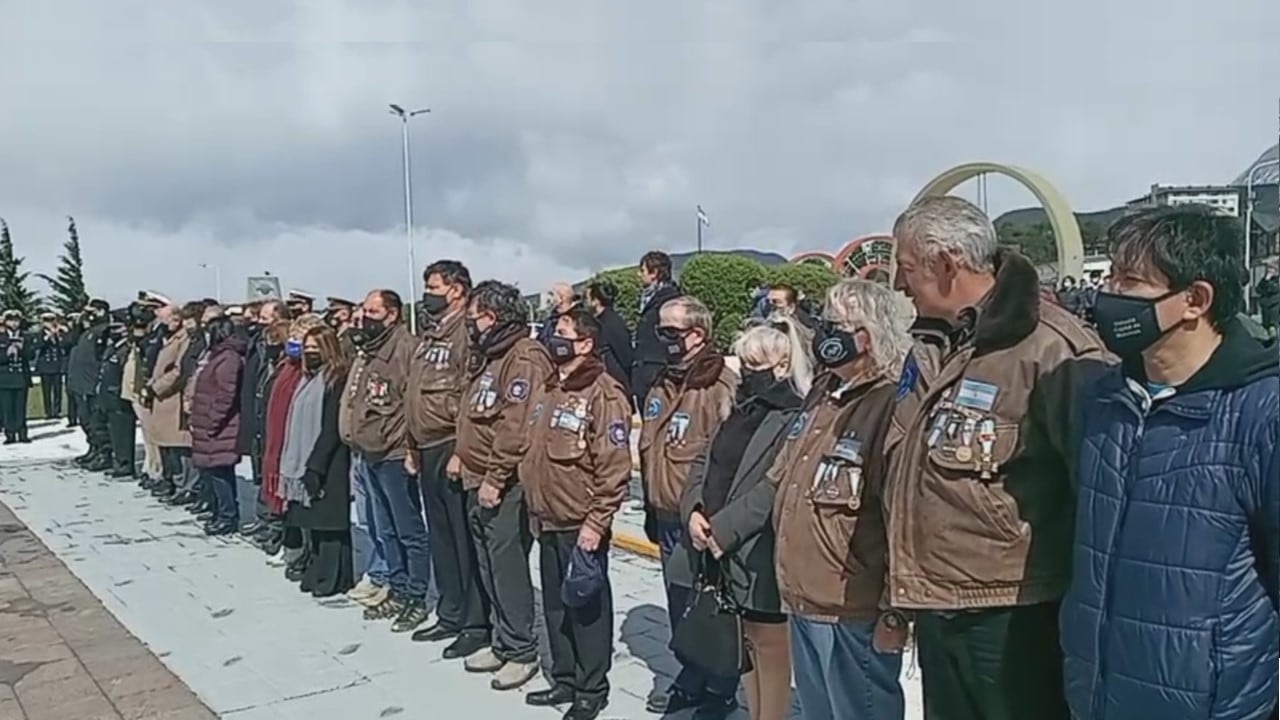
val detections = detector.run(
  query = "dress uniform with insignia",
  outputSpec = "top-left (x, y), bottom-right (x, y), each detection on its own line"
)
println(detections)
top-left (32, 313), bottom-right (68, 419)
top-left (0, 310), bottom-right (33, 443)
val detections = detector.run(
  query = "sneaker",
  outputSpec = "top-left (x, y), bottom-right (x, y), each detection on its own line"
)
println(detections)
top-left (491, 660), bottom-right (539, 691)
top-left (354, 584), bottom-right (389, 608)
top-left (463, 647), bottom-right (504, 673)
top-left (347, 577), bottom-right (380, 601)
top-left (265, 549), bottom-right (286, 567)
top-left (363, 593), bottom-right (406, 621)
top-left (390, 600), bottom-right (432, 633)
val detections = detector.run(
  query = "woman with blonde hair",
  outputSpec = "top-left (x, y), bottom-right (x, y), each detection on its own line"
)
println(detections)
top-left (672, 314), bottom-right (813, 720)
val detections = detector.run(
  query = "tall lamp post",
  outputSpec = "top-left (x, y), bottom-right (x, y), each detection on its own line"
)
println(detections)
top-left (198, 263), bottom-right (222, 302)
top-left (1243, 156), bottom-right (1279, 310)
top-left (389, 103), bottom-right (430, 330)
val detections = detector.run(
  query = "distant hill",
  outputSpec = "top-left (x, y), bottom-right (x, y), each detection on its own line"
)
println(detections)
top-left (992, 206), bottom-right (1126, 232)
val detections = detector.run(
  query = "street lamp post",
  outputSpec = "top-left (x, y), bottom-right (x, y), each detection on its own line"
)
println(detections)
top-left (198, 263), bottom-right (222, 302)
top-left (1243, 157), bottom-right (1280, 310)
top-left (389, 103), bottom-right (431, 331)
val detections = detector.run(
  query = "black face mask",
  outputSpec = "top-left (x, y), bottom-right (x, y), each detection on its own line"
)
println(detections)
top-left (361, 317), bottom-right (386, 340)
top-left (812, 322), bottom-right (860, 368)
top-left (1092, 290), bottom-right (1181, 358)
top-left (302, 351), bottom-right (323, 372)
top-left (265, 344), bottom-right (283, 362)
top-left (656, 327), bottom-right (687, 362)
top-left (466, 317), bottom-right (489, 348)
top-left (421, 293), bottom-right (449, 317)
top-left (737, 369), bottom-right (777, 402)
top-left (546, 336), bottom-right (577, 365)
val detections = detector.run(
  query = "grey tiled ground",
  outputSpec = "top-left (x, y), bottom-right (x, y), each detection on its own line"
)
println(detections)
top-left (0, 423), bottom-right (923, 719)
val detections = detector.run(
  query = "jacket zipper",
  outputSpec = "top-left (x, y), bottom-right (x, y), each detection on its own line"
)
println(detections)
top-left (1092, 390), bottom-right (1150, 720)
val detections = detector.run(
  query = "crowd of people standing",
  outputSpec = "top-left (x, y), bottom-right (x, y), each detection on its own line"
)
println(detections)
top-left (4, 195), bottom-right (1276, 720)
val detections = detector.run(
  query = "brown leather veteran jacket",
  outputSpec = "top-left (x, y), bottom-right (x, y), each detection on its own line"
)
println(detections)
top-left (519, 357), bottom-right (633, 534)
top-left (338, 324), bottom-right (416, 461)
top-left (885, 250), bottom-right (1109, 611)
top-left (406, 309), bottom-right (469, 449)
top-left (455, 328), bottom-right (554, 492)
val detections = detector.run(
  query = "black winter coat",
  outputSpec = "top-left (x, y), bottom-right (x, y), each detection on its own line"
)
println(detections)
top-left (0, 330), bottom-right (31, 390)
top-left (236, 338), bottom-right (263, 456)
top-left (596, 306), bottom-right (634, 400)
top-left (66, 322), bottom-right (107, 396)
top-left (630, 283), bottom-right (682, 406)
top-left (31, 330), bottom-right (67, 376)
top-left (285, 374), bottom-right (351, 532)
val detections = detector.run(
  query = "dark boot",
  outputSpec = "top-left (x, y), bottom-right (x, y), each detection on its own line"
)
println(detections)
top-left (109, 465), bottom-right (135, 479)
top-left (85, 454), bottom-right (113, 472)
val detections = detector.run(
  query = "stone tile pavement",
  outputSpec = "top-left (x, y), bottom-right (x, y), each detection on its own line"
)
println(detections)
top-left (0, 423), bottom-right (923, 719)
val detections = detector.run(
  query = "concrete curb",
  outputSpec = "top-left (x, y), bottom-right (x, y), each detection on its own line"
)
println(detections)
top-left (613, 531), bottom-right (660, 560)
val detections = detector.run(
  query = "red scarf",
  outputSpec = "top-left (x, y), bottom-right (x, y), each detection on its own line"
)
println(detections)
top-left (260, 360), bottom-right (303, 515)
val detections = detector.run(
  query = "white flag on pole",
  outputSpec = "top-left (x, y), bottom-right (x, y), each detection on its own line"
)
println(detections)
top-left (697, 205), bottom-right (710, 228)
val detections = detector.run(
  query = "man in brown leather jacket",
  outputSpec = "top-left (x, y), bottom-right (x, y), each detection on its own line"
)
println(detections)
top-left (404, 260), bottom-right (492, 660)
top-left (519, 308), bottom-right (632, 720)
top-left (338, 290), bottom-right (433, 633)
top-left (637, 296), bottom-right (740, 718)
top-left (450, 280), bottom-right (553, 692)
top-left (886, 196), bottom-right (1107, 720)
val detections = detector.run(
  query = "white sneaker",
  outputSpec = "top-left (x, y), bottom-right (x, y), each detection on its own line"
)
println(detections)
top-left (491, 660), bottom-right (539, 691)
top-left (347, 577), bottom-right (379, 601)
top-left (356, 584), bottom-right (389, 608)
top-left (265, 549), bottom-right (285, 567)
top-left (464, 647), bottom-right (504, 673)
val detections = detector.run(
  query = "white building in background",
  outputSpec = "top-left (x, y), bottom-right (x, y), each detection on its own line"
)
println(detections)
top-left (1126, 184), bottom-right (1243, 217)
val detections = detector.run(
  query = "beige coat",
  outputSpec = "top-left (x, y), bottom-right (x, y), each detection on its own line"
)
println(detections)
top-left (147, 330), bottom-right (192, 448)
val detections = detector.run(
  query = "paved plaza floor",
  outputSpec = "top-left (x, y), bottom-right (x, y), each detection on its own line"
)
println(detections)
top-left (0, 420), bottom-right (923, 719)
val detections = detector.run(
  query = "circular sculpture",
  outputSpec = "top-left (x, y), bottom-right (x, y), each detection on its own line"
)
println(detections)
top-left (833, 233), bottom-right (896, 282)
top-left (790, 251), bottom-right (836, 268)
top-left (912, 162), bottom-right (1084, 281)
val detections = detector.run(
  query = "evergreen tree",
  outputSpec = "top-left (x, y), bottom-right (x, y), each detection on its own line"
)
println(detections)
top-left (0, 218), bottom-right (41, 318)
top-left (38, 216), bottom-right (90, 316)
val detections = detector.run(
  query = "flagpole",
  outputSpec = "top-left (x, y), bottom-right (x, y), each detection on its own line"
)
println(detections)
top-left (697, 210), bottom-right (703, 254)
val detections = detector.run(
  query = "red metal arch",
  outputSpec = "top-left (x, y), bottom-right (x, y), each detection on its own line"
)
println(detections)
top-left (789, 251), bottom-right (836, 267)
top-left (832, 233), bottom-right (895, 279)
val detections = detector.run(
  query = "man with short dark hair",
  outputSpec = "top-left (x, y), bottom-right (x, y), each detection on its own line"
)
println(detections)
top-left (1063, 205), bottom-right (1278, 720)
top-left (584, 280), bottom-right (633, 396)
top-left (632, 251), bottom-right (681, 409)
top-left (402, 260), bottom-right (493, 659)
top-left (339, 289), bottom-right (433, 633)
top-left (452, 280), bottom-right (553, 691)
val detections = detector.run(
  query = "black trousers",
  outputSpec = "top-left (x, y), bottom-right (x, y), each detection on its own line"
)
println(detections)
top-left (539, 530), bottom-right (614, 701)
top-left (66, 389), bottom-right (78, 426)
top-left (419, 442), bottom-right (491, 636)
top-left (39, 374), bottom-right (63, 418)
top-left (82, 394), bottom-right (110, 455)
top-left (105, 397), bottom-right (136, 472)
top-left (467, 483), bottom-right (537, 664)
top-left (0, 387), bottom-right (28, 439)
top-left (915, 602), bottom-right (1069, 720)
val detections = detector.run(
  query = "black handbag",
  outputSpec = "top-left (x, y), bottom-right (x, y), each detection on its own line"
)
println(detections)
top-left (669, 553), bottom-right (753, 677)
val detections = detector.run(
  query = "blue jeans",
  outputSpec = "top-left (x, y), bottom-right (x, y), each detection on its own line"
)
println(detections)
top-left (790, 616), bottom-right (905, 720)
top-left (366, 456), bottom-right (431, 602)
top-left (351, 453), bottom-right (389, 586)
top-left (205, 465), bottom-right (239, 526)
top-left (656, 518), bottom-right (739, 700)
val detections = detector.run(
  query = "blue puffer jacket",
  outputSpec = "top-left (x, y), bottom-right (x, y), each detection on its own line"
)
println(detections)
top-left (1062, 324), bottom-right (1279, 720)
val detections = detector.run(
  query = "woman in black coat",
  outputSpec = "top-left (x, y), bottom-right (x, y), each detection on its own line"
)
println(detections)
top-left (284, 324), bottom-right (352, 598)
top-left (586, 280), bottom-right (635, 398)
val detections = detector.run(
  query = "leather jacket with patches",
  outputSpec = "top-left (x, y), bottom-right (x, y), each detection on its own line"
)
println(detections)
top-left (518, 357), bottom-right (633, 533)
top-left (338, 324), bottom-right (416, 461)
top-left (885, 249), bottom-right (1112, 611)
top-left (406, 309), bottom-right (469, 449)
top-left (455, 331), bottom-right (553, 492)
top-left (639, 348), bottom-right (738, 516)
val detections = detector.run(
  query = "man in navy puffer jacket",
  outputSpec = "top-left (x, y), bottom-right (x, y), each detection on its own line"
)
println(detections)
top-left (1062, 205), bottom-right (1279, 720)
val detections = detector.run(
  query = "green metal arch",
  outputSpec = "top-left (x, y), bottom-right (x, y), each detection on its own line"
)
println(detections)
top-left (912, 162), bottom-right (1084, 280)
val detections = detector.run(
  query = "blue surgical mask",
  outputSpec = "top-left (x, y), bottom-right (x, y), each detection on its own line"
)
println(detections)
top-left (284, 339), bottom-right (303, 359)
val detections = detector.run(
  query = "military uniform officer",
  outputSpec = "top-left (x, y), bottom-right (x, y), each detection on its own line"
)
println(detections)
top-left (92, 312), bottom-right (137, 476)
top-left (519, 309), bottom-right (632, 720)
top-left (324, 296), bottom-right (357, 359)
top-left (404, 261), bottom-right (493, 657)
top-left (0, 310), bottom-right (32, 443)
top-left (32, 312), bottom-right (67, 419)
top-left (287, 289), bottom-right (316, 316)
top-left (637, 296), bottom-right (739, 718)
top-left (452, 280), bottom-right (553, 691)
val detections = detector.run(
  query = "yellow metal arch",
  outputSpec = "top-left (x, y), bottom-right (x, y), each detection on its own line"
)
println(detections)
top-left (912, 162), bottom-right (1084, 280)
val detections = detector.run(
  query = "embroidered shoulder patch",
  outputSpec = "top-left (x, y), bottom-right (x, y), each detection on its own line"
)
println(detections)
top-left (644, 397), bottom-right (663, 419)
top-left (787, 411), bottom-right (808, 439)
top-left (896, 352), bottom-right (920, 401)
top-left (507, 378), bottom-right (530, 402)
top-left (607, 420), bottom-right (629, 447)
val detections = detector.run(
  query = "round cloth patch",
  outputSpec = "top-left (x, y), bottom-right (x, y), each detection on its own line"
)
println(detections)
top-left (896, 353), bottom-right (920, 400)
top-left (644, 397), bottom-right (663, 419)
top-left (507, 378), bottom-right (530, 402)
top-left (608, 420), bottom-right (629, 447)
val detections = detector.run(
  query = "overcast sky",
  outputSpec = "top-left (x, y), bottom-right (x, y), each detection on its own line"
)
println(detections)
top-left (0, 1), bottom-right (1276, 306)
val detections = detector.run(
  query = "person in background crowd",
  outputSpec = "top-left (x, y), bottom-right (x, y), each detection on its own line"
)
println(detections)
top-left (62, 312), bottom-right (82, 428)
top-left (404, 260), bottom-right (492, 658)
top-left (584, 280), bottom-right (634, 399)
top-left (1057, 275), bottom-right (1083, 318)
top-left (1062, 205), bottom-right (1279, 720)
top-left (111, 307), bottom-right (150, 480)
top-left (144, 305), bottom-right (193, 501)
top-left (639, 296), bottom-right (740, 719)
top-left (1257, 260), bottom-right (1279, 336)
top-left (33, 312), bottom-right (67, 419)
top-left (0, 310), bottom-right (31, 443)
top-left (772, 281), bottom-right (911, 720)
top-left (178, 303), bottom-right (221, 511)
top-left (324, 296), bottom-right (357, 358)
top-left (136, 299), bottom-right (172, 485)
top-left (338, 291), bottom-right (432, 633)
top-left (764, 283), bottom-right (816, 330)
top-left (888, 195), bottom-right (1104, 720)
top-left (677, 315), bottom-right (812, 720)
top-left (632, 250), bottom-right (682, 409)
top-left (287, 290), bottom-right (316, 316)
top-left (537, 282), bottom-right (579, 346)
top-left (281, 325), bottom-right (354, 598)
top-left (92, 310), bottom-right (134, 475)
top-left (345, 302), bottom-right (393, 608)
top-left (69, 300), bottom-right (111, 463)
top-left (519, 308), bottom-right (631, 720)
top-left (189, 317), bottom-right (246, 536)
top-left (1080, 270), bottom-right (1102, 323)
top-left (269, 314), bottom-right (324, 572)
top-left (451, 279), bottom-right (551, 691)
top-left (245, 319), bottom-right (291, 554)
top-left (237, 300), bottom-right (290, 539)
